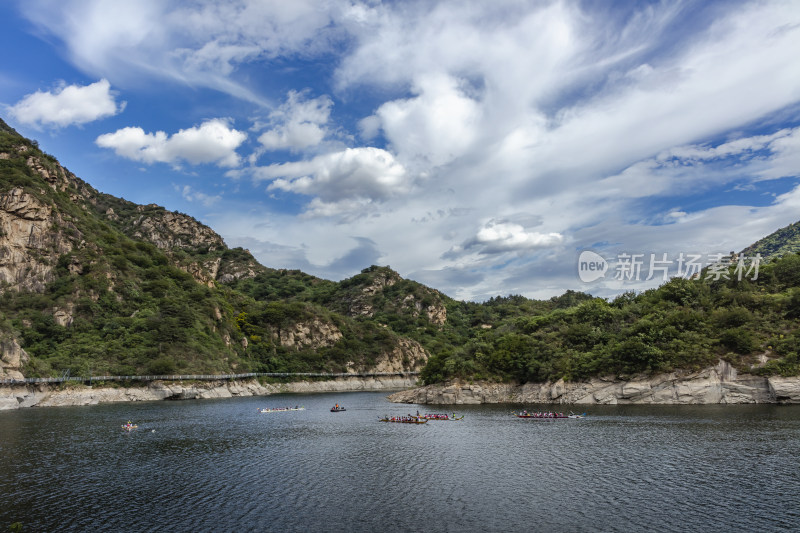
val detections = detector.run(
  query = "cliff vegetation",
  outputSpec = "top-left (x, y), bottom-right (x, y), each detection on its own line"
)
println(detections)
top-left (2, 117), bottom-right (799, 386)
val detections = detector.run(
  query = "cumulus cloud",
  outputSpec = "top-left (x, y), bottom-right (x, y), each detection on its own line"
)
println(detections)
top-left (257, 90), bottom-right (332, 151)
top-left (367, 73), bottom-right (482, 167)
top-left (16, 0), bottom-right (800, 300)
top-left (8, 79), bottom-right (124, 128)
top-left (253, 147), bottom-right (410, 215)
top-left (96, 119), bottom-right (246, 167)
top-left (445, 220), bottom-right (564, 258)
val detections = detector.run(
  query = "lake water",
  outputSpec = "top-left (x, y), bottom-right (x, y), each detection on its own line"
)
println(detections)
top-left (1, 391), bottom-right (799, 532)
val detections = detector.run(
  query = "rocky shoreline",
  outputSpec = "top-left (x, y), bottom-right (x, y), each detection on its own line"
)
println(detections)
top-left (389, 360), bottom-right (800, 405)
top-left (0, 376), bottom-right (418, 410)
top-left (6, 360), bottom-right (800, 410)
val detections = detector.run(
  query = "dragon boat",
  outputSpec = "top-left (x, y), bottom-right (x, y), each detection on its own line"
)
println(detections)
top-left (420, 413), bottom-right (464, 420)
top-left (514, 411), bottom-right (586, 419)
top-left (379, 416), bottom-right (427, 424)
top-left (259, 406), bottom-right (305, 413)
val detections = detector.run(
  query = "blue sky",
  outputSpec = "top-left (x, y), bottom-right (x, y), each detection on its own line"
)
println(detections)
top-left (2, 0), bottom-right (800, 301)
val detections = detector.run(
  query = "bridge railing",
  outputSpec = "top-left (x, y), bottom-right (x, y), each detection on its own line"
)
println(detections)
top-left (0, 371), bottom-right (420, 386)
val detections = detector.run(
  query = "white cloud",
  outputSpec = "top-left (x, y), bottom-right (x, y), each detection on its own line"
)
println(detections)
top-left (596, 127), bottom-right (800, 199)
top-left (19, 0), bottom-right (345, 105)
top-left (665, 130), bottom-right (790, 162)
top-left (255, 147), bottom-right (410, 215)
top-left (257, 90), bottom-right (332, 151)
top-left (368, 73), bottom-right (482, 168)
top-left (756, 127), bottom-right (800, 181)
top-left (96, 119), bottom-right (246, 167)
top-left (445, 220), bottom-right (564, 258)
top-left (178, 184), bottom-right (222, 206)
top-left (8, 79), bottom-right (124, 128)
top-left (16, 0), bottom-right (800, 300)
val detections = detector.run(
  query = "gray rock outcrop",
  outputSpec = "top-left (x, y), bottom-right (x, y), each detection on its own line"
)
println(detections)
top-left (389, 360), bottom-right (799, 405)
top-left (0, 376), bottom-right (418, 410)
top-left (0, 338), bottom-right (29, 380)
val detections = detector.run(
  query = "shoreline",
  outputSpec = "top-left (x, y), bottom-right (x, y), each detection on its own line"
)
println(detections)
top-left (6, 360), bottom-right (800, 409)
top-left (388, 360), bottom-right (800, 405)
top-left (0, 376), bottom-right (418, 410)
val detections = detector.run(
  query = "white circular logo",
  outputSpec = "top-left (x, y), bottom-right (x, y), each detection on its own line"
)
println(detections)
top-left (577, 250), bottom-right (607, 282)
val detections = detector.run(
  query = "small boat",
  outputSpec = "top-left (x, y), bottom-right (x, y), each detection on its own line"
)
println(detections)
top-left (121, 421), bottom-right (138, 432)
top-left (259, 406), bottom-right (305, 413)
top-left (514, 411), bottom-right (569, 419)
top-left (379, 416), bottom-right (427, 424)
top-left (420, 413), bottom-right (463, 421)
top-left (330, 407), bottom-right (346, 412)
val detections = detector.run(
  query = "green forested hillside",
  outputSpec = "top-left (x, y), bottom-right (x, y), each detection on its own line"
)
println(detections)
top-left (0, 120), bottom-right (428, 378)
top-left (420, 256), bottom-right (800, 384)
top-left (2, 116), bottom-right (799, 383)
top-left (741, 221), bottom-right (800, 260)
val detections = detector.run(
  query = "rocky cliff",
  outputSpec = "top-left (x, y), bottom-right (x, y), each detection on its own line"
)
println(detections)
top-left (0, 119), bottom-right (431, 380)
top-left (389, 360), bottom-right (800, 405)
top-left (337, 265), bottom-right (448, 325)
top-left (0, 376), bottom-right (418, 410)
top-left (1, 138), bottom-right (260, 292)
top-left (0, 183), bottom-right (78, 292)
top-left (367, 337), bottom-right (429, 373)
top-left (0, 338), bottom-right (28, 380)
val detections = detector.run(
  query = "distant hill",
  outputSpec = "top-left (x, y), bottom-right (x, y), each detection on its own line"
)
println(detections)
top-left (2, 116), bottom-right (799, 383)
top-left (741, 221), bottom-right (800, 261)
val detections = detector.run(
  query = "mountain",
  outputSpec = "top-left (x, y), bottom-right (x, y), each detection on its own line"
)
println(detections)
top-left (0, 118), bottom-right (431, 380)
top-left (2, 116), bottom-right (799, 385)
top-left (740, 221), bottom-right (800, 260)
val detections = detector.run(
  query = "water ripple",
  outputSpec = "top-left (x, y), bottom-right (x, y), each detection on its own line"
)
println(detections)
top-left (1, 398), bottom-right (799, 532)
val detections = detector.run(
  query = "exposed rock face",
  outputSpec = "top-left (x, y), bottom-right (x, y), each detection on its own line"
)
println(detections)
top-left (348, 269), bottom-right (399, 316)
top-left (216, 258), bottom-right (261, 283)
top-left (402, 294), bottom-right (447, 325)
top-left (53, 303), bottom-right (75, 327)
top-left (0, 339), bottom-right (29, 380)
top-left (389, 360), bottom-right (800, 405)
top-left (121, 205), bottom-right (252, 286)
top-left (768, 377), bottom-right (800, 402)
top-left (179, 257), bottom-right (222, 287)
top-left (0, 187), bottom-right (76, 292)
top-left (26, 153), bottom-right (76, 192)
top-left (426, 302), bottom-right (447, 326)
top-left (275, 319), bottom-right (343, 349)
top-left (0, 376), bottom-right (418, 410)
top-left (370, 338), bottom-right (429, 373)
top-left (131, 206), bottom-right (224, 252)
top-left (0, 146), bottom-right (90, 294)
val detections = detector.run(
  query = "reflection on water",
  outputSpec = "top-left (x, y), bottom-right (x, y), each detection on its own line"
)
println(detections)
top-left (1, 394), bottom-right (799, 532)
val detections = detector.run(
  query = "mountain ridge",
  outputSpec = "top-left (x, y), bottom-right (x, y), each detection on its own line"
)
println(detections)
top-left (2, 116), bottom-right (800, 386)
top-left (0, 117), bottom-right (435, 380)
top-left (741, 220), bottom-right (800, 260)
